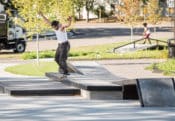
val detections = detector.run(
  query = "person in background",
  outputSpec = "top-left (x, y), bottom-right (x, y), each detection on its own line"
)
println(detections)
top-left (142, 22), bottom-right (151, 44)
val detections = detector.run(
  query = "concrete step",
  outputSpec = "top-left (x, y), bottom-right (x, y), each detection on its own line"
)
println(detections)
top-left (46, 72), bottom-right (122, 91)
top-left (46, 72), bottom-right (122, 100)
top-left (46, 61), bottom-right (125, 100)
top-left (0, 78), bottom-right (80, 96)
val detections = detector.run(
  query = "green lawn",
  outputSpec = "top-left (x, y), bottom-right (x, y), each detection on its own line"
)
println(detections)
top-left (5, 61), bottom-right (58, 76)
top-left (146, 59), bottom-right (175, 76)
top-left (22, 40), bottom-right (168, 60)
top-left (4, 40), bottom-right (170, 76)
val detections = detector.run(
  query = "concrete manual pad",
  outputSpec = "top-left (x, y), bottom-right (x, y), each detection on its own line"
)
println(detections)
top-left (46, 61), bottom-right (124, 91)
top-left (137, 78), bottom-right (175, 107)
top-left (46, 72), bottom-right (122, 91)
top-left (115, 44), bottom-right (165, 53)
top-left (46, 61), bottom-right (124, 100)
top-left (0, 77), bottom-right (80, 96)
top-left (68, 61), bottom-right (125, 82)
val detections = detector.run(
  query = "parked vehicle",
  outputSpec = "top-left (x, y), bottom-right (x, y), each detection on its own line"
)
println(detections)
top-left (0, 13), bottom-right (26, 53)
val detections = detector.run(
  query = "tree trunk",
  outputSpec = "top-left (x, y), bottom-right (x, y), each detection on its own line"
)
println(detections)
top-left (78, 11), bottom-right (81, 20)
top-left (86, 10), bottom-right (89, 23)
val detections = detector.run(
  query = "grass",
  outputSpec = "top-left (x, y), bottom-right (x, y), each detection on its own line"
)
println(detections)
top-left (146, 59), bottom-right (175, 76)
top-left (21, 42), bottom-right (128, 59)
top-left (22, 40), bottom-right (168, 60)
top-left (5, 50), bottom-right (168, 77)
top-left (0, 39), bottom-right (168, 60)
top-left (4, 39), bottom-right (170, 76)
top-left (5, 61), bottom-right (58, 76)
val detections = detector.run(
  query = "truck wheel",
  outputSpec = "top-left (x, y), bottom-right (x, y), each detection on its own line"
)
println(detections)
top-left (14, 42), bottom-right (25, 53)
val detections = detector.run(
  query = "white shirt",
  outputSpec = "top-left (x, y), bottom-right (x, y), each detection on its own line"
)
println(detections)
top-left (54, 29), bottom-right (68, 43)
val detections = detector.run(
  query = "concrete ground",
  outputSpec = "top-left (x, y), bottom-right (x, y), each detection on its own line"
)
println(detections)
top-left (0, 95), bottom-right (175, 121)
top-left (0, 59), bottom-right (175, 120)
top-left (97, 59), bottom-right (171, 79)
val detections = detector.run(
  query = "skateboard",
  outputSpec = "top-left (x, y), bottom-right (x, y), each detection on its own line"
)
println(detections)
top-left (57, 73), bottom-right (68, 80)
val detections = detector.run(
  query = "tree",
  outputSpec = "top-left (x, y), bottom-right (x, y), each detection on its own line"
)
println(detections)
top-left (84, 0), bottom-right (96, 22)
top-left (147, 0), bottom-right (162, 33)
top-left (74, 0), bottom-right (84, 19)
top-left (12, 0), bottom-right (74, 33)
top-left (142, 0), bottom-right (148, 4)
top-left (116, 0), bottom-right (140, 41)
top-left (12, 0), bottom-right (74, 64)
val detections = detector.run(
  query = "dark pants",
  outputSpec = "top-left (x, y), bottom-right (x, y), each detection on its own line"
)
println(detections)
top-left (55, 41), bottom-right (70, 74)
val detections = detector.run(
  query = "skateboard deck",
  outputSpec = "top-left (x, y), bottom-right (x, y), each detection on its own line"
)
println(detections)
top-left (56, 73), bottom-right (67, 80)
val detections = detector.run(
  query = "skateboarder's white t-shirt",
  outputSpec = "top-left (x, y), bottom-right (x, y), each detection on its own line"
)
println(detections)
top-left (54, 29), bottom-right (68, 44)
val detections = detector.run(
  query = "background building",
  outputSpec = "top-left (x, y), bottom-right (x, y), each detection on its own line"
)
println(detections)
top-left (0, 3), bottom-right (4, 12)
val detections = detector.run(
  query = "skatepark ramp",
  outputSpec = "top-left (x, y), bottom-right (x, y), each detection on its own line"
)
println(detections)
top-left (113, 38), bottom-right (168, 53)
top-left (113, 78), bottom-right (175, 107)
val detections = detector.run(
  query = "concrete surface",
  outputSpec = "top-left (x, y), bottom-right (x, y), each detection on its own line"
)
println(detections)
top-left (0, 96), bottom-right (174, 121)
top-left (0, 59), bottom-right (175, 120)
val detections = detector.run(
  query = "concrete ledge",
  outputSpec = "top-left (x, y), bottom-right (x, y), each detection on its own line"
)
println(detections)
top-left (46, 72), bottom-right (122, 91)
top-left (46, 72), bottom-right (123, 100)
top-left (8, 89), bottom-right (80, 96)
top-left (0, 79), bottom-right (80, 96)
top-left (45, 61), bottom-right (125, 100)
top-left (81, 89), bottom-right (122, 100)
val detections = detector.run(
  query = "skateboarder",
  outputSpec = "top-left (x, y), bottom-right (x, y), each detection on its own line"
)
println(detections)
top-left (39, 12), bottom-right (72, 77)
top-left (142, 23), bottom-right (151, 44)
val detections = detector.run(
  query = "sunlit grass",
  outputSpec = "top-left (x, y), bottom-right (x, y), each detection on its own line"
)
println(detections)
top-left (5, 61), bottom-right (58, 76)
top-left (146, 59), bottom-right (175, 75)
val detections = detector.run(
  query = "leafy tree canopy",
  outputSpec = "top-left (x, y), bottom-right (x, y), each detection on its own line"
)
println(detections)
top-left (12, 0), bottom-right (74, 34)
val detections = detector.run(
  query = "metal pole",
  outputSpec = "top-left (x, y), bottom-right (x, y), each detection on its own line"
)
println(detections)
top-left (36, 32), bottom-right (39, 65)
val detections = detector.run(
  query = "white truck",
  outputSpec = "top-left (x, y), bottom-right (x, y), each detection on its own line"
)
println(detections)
top-left (0, 13), bottom-right (26, 53)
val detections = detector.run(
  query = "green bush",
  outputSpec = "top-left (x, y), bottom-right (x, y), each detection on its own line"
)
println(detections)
top-left (22, 51), bottom-right (55, 60)
top-left (22, 52), bottom-right (36, 60)
top-left (69, 52), bottom-right (80, 57)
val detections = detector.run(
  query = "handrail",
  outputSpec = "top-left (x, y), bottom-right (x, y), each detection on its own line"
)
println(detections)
top-left (113, 38), bottom-right (144, 52)
top-left (149, 38), bottom-right (168, 44)
top-left (113, 38), bottom-right (168, 53)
